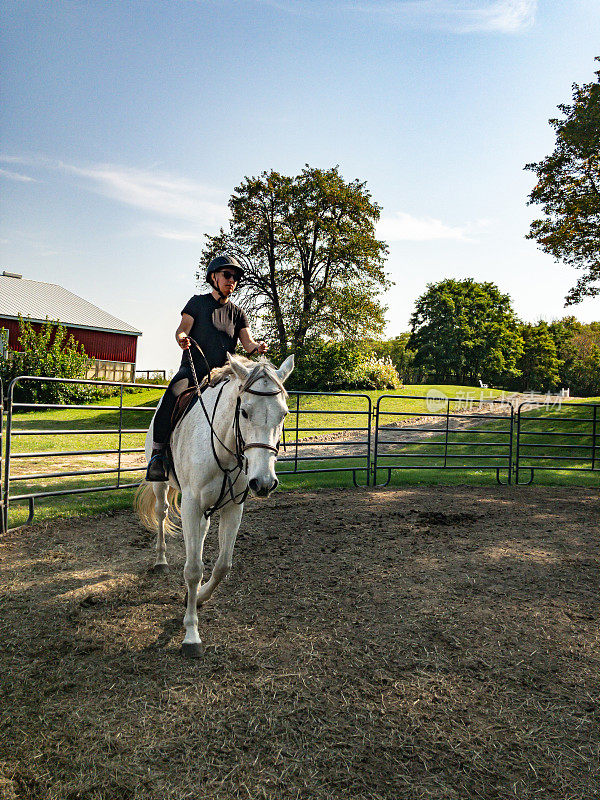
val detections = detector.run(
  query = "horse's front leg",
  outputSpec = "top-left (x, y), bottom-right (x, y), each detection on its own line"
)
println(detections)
top-left (181, 492), bottom-right (210, 658)
top-left (196, 502), bottom-right (243, 606)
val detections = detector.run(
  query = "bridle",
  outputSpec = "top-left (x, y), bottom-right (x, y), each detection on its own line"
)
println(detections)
top-left (184, 339), bottom-right (285, 517)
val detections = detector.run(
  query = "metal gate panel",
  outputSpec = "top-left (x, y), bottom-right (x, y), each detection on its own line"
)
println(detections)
top-left (2, 375), bottom-right (159, 531)
top-left (515, 400), bottom-right (600, 484)
top-left (277, 391), bottom-right (372, 486)
top-left (373, 394), bottom-right (513, 486)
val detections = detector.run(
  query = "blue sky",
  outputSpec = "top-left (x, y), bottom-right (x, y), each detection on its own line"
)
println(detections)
top-left (1, 0), bottom-right (599, 371)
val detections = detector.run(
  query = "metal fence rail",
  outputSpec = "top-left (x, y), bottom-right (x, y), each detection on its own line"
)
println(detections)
top-left (373, 394), bottom-right (514, 486)
top-left (2, 375), bottom-right (159, 532)
top-left (515, 400), bottom-right (600, 484)
top-left (2, 376), bottom-right (599, 533)
top-left (277, 391), bottom-right (371, 486)
top-left (1, 379), bottom-right (372, 532)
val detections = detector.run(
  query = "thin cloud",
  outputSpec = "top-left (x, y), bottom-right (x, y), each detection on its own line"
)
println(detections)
top-left (252, 0), bottom-right (318, 15)
top-left (0, 154), bottom-right (230, 231)
top-left (145, 226), bottom-right (208, 243)
top-left (461, 0), bottom-right (537, 32)
top-left (378, 211), bottom-right (474, 242)
top-left (62, 163), bottom-right (229, 225)
top-left (355, 0), bottom-right (537, 33)
top-left (0, 168), bottom-right (37, 182)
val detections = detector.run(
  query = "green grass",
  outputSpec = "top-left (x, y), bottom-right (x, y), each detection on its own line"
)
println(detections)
top-left (2, 386), bottom-right (598, 529)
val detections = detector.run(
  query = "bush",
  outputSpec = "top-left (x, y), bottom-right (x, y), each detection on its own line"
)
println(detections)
top-left (0, 316), bottom-right (98, 406)
top-left (365, 334), bottom-right (418, 383)
top-left (349, 355), bottom-right (401, 390)
top-left (285, 340), bottom-right (401, 391)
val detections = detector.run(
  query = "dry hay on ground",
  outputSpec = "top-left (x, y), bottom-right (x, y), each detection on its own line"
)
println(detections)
top-left (0, 485), bottom-right (599, 800)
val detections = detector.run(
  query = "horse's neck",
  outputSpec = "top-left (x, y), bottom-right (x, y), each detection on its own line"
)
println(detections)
top-left (198, 378), bottom-right (239, 454)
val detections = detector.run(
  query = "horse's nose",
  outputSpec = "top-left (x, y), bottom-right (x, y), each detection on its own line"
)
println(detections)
top-left (249, 477), bottom-right (279, 496)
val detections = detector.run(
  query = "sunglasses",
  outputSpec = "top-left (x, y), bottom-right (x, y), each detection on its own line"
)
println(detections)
top-left (217, 270), bottom-right (240, 281)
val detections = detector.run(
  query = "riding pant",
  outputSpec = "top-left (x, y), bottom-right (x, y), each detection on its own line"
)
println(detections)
top-left (152, 365), bottom-right (197, 446)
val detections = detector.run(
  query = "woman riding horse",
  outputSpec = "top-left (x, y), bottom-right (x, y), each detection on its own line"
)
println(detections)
top-left (146, 255), bottom-right (267, 481)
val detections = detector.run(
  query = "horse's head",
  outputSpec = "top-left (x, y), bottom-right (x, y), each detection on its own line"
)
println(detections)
top-left (227, 353), bottom-right (295, 497)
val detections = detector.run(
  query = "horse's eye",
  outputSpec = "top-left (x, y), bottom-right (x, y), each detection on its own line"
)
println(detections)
top-left (241, 408), bottom-right (249, 419)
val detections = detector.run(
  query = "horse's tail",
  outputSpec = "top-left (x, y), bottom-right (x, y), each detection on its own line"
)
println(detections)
top-left (165, 486), bottom-right (182, 535)
top-left (134, 482), bottom-right (182, 535)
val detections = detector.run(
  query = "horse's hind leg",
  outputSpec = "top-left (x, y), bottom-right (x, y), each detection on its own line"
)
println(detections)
top-left (181, 492), bottom-right (210, 657)
top-left (152, 482), bottom-right (170, 573)
top-left (196, 502), bottom-right (243, 606)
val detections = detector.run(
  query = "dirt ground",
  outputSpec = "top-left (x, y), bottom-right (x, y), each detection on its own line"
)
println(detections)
top-left (0, 485), bottom-right (599, 800)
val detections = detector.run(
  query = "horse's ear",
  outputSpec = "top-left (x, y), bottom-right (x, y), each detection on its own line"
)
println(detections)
top-left (276, 354), bottom-right (294, 384)
top-left (228, 352), bottom-right (250, 383)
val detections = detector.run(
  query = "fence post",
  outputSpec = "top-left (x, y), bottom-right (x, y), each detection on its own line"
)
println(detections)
top-left (514, 403), bottom-right (521, 484)
top-left (294, 393), bottom-right (300, 474)
top-left (507, 404), bottom-right (514, 485)
top-left (443, 398), bottom-right (450, 467)
top-left (3, 379), bottom-right (15, 533)
top-left (592, 405), bottom-right (598, 471)
top-left (117, 384), bottom-right (124, 488)
top-left (365, 401), bottom-right (373, 487)
top-left (0, 378), bottom-right (4, 534)
top-left (372, 398), bottom-right (380, 485)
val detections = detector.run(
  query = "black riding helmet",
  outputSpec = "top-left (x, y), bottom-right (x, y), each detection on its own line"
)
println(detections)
top-left (205, 255), bottom-right (245, 285)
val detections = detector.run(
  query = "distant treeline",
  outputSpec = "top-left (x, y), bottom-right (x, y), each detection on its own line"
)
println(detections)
top-left (284, 278), bottom-right (599, 396)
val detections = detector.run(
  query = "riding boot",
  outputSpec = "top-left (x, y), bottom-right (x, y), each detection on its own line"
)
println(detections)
top-left (146, 446), bottom-right (168, 482)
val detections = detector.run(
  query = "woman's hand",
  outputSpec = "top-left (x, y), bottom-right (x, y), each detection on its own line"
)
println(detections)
top-left (177, 332), bottom-right (191, 350)
top-left (256, 341), bottom-right (268, 354)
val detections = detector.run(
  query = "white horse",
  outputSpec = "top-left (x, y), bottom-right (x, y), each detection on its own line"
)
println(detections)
top-left (135, 353), bottom-right (294, 657)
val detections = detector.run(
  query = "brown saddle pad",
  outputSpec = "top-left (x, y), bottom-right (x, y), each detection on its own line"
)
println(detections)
top-left (171, 386), bottom-right (200, 432)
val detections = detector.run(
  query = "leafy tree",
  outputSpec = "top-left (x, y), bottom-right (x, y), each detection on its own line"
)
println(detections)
top-left (289, 340), bottom-right (362, 391)
top-left (0, 316), bottom-right (94, 405)
top-left (516, 321), bottom-right (561, 392)
top-left (526, 58), bottom-right (600, 304)
top-left (549, 316), bottom-right (600, 396)
top-left (200, 165), bottom-right (390, 356)
top-left (408, 279), bottom-right (523, 384)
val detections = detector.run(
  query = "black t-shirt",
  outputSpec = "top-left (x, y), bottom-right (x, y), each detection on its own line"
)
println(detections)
top-left (180, 293), bottom-right (249, 377)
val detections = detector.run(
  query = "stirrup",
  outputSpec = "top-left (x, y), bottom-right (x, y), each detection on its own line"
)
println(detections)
top-left (146, 451), bottom-right (168, 482)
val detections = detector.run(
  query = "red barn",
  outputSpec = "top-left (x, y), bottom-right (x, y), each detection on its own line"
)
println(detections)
top-left (0, 271), bottom-right (142, 382)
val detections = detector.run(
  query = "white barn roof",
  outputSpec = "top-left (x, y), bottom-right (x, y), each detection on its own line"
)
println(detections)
top-left (0, 273), bottom-right (142, 336)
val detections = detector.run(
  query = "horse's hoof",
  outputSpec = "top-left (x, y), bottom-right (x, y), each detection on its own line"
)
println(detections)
top-left (181, 642), bottom-right (204, 658)
top-left (149, 564), bottom-right (169, 575)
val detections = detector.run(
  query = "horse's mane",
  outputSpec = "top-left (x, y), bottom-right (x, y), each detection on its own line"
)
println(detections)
top-left (209, 356), bottom-right (288, 397)
top-left (209, 356), bottom-right (254, 385)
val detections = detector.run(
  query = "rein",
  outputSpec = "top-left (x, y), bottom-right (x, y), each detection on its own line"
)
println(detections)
top-left (183, 341), bottom-right (284, 518)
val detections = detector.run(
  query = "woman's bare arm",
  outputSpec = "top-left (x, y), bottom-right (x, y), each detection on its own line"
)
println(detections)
top-left (176, 313), bottom-right (194, 349)
top-left (239, 327), bottom-right (268, 354)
